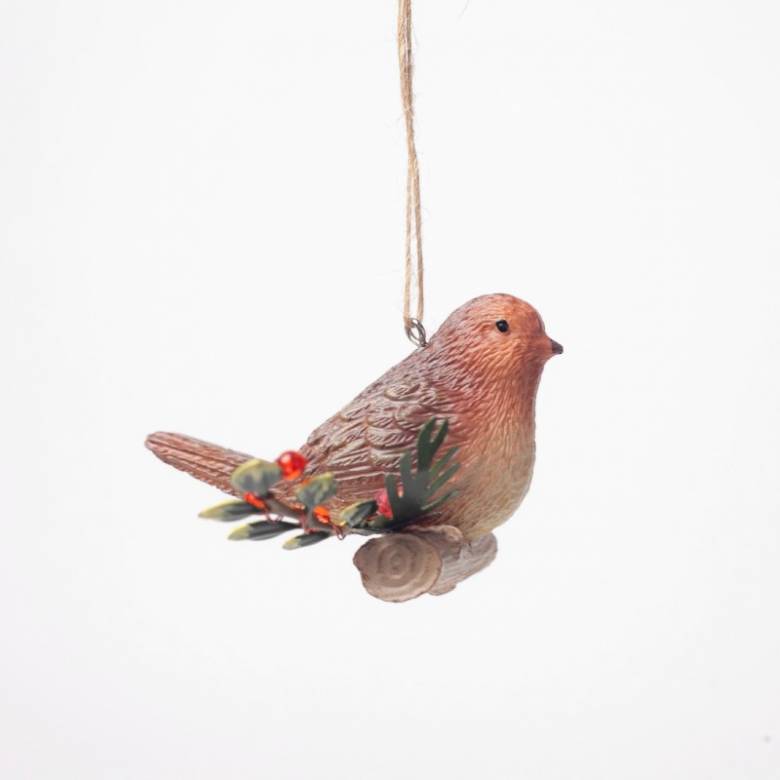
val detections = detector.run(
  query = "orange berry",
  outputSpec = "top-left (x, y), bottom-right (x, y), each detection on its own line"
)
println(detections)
top-left (243, 492), bottom-right (268, 511)
top-left (312, 505), bottom-right (331, 524)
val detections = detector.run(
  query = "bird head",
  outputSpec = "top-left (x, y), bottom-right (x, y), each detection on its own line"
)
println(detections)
top-left (428, 293), bottom-right (562, 386)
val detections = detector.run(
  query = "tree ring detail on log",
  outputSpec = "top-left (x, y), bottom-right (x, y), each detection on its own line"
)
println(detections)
top-left (353, 534), bottom-right (442, 602)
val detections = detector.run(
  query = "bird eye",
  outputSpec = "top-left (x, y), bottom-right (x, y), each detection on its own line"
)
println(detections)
top-left (495, 320), bottom-right (509, 333)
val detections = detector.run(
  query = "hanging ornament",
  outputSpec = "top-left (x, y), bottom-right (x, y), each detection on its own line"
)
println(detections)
top-left (146, 1), bottom-right (562, 602)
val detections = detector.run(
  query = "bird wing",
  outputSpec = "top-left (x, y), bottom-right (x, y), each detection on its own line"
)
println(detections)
top-left (299, 367), bottom-right (457, 504)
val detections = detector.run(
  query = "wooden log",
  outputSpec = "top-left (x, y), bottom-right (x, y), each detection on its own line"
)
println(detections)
top-left (353, 525), bottom-right (497, 602)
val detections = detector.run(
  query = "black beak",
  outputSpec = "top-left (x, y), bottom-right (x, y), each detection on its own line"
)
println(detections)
top-left (550, 339), bottom-right (563, 355)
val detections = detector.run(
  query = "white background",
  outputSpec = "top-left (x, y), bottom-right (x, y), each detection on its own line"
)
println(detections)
top-left (2, 1), bottom-right (779, 778)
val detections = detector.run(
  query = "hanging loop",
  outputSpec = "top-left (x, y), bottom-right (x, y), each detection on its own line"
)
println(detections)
top-left (398, 0), bottom-right (426, 347)
top-left (404, 317), bottom-right (428, 349)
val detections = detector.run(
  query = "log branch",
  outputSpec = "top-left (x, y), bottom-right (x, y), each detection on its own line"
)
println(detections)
top-left (353, 525), bottom-right (497, 602)
top-left (146, 431), bottom-right (497, 602)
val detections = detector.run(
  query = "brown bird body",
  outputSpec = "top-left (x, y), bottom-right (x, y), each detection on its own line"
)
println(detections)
top-left (285, 294), bottom-right (561, 540)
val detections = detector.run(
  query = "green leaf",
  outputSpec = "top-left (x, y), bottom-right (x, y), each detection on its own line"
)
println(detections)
top-left (427, 446), bottom-right (460, 483)
top-left (364, 513), bottom-right (397, 532)
top-left (427, 462), bottom-right (460, 499)
top-left (228, 520), bottom-right (299, 541)
top-left (422, 489), bottom-right (458, 514)
top-left (337, 500), bottom-right (378, 528)
top-left (384, 473), bottom-right (404, 519)
top-left (399, 452), bottom-right (414, 488)
top-left (416, 418), bottom-right (439, 471)
top-left (379, 417), bottom-right (460, 528)
top-left (230, 459), bottom-right (282, 497)
top-left (283, 531), bottom-right (331, 550)
top-left (295, 473), bottom-right (337, 509)
top-left (198, 500), bottom-right (259, 522)
top-left (306, 512), bottom-right (333, 534)
top-left (417, 418), bottom-right (449, 471)
top-left (428, 418), bottom-right (449, 461)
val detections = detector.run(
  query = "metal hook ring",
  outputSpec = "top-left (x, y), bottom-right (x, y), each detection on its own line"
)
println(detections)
top-left (404, 317), bottom-right (428, 349)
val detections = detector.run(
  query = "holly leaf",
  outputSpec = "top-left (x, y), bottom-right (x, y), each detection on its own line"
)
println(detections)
top-left (364, 513), bottom-right (396, 532)
top-left (230, 459), bottom-right (282, 497)
top-left (337, 500), bottom-right (378, 529)
top-left (295, 473), bottom-right (337, 509)
top-left (199, 500), bottom-right (259, 522)
top-left (228, 520), bottom-right (299, 541)
top-left (283, 531), bottom-right (331, 550)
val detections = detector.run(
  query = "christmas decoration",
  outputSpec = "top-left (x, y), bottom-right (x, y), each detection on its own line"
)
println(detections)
top-left (147, 294), bottom-right (562, 601)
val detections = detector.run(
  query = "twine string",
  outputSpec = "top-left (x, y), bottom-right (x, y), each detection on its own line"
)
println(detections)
top-left (398, 0), bottom-right (427, 348)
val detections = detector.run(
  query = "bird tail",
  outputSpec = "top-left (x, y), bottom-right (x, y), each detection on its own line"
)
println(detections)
top-left (145, 432), bottom-right (251, 496)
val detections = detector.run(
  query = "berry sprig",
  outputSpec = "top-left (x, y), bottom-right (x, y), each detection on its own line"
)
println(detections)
top-left (197, 419), bottom-right (460, 549)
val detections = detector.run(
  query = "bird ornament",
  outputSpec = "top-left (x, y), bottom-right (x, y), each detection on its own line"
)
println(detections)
top-left (146, 293), bottom-right (561, 598)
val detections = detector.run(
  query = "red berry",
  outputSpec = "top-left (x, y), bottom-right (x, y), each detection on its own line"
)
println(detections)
top-left (276, 450), bottom-right (307, 480)
top-left (375, 484), bottom-right (403, 518)
top-left (375, 488), bottom-right (393, 518)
